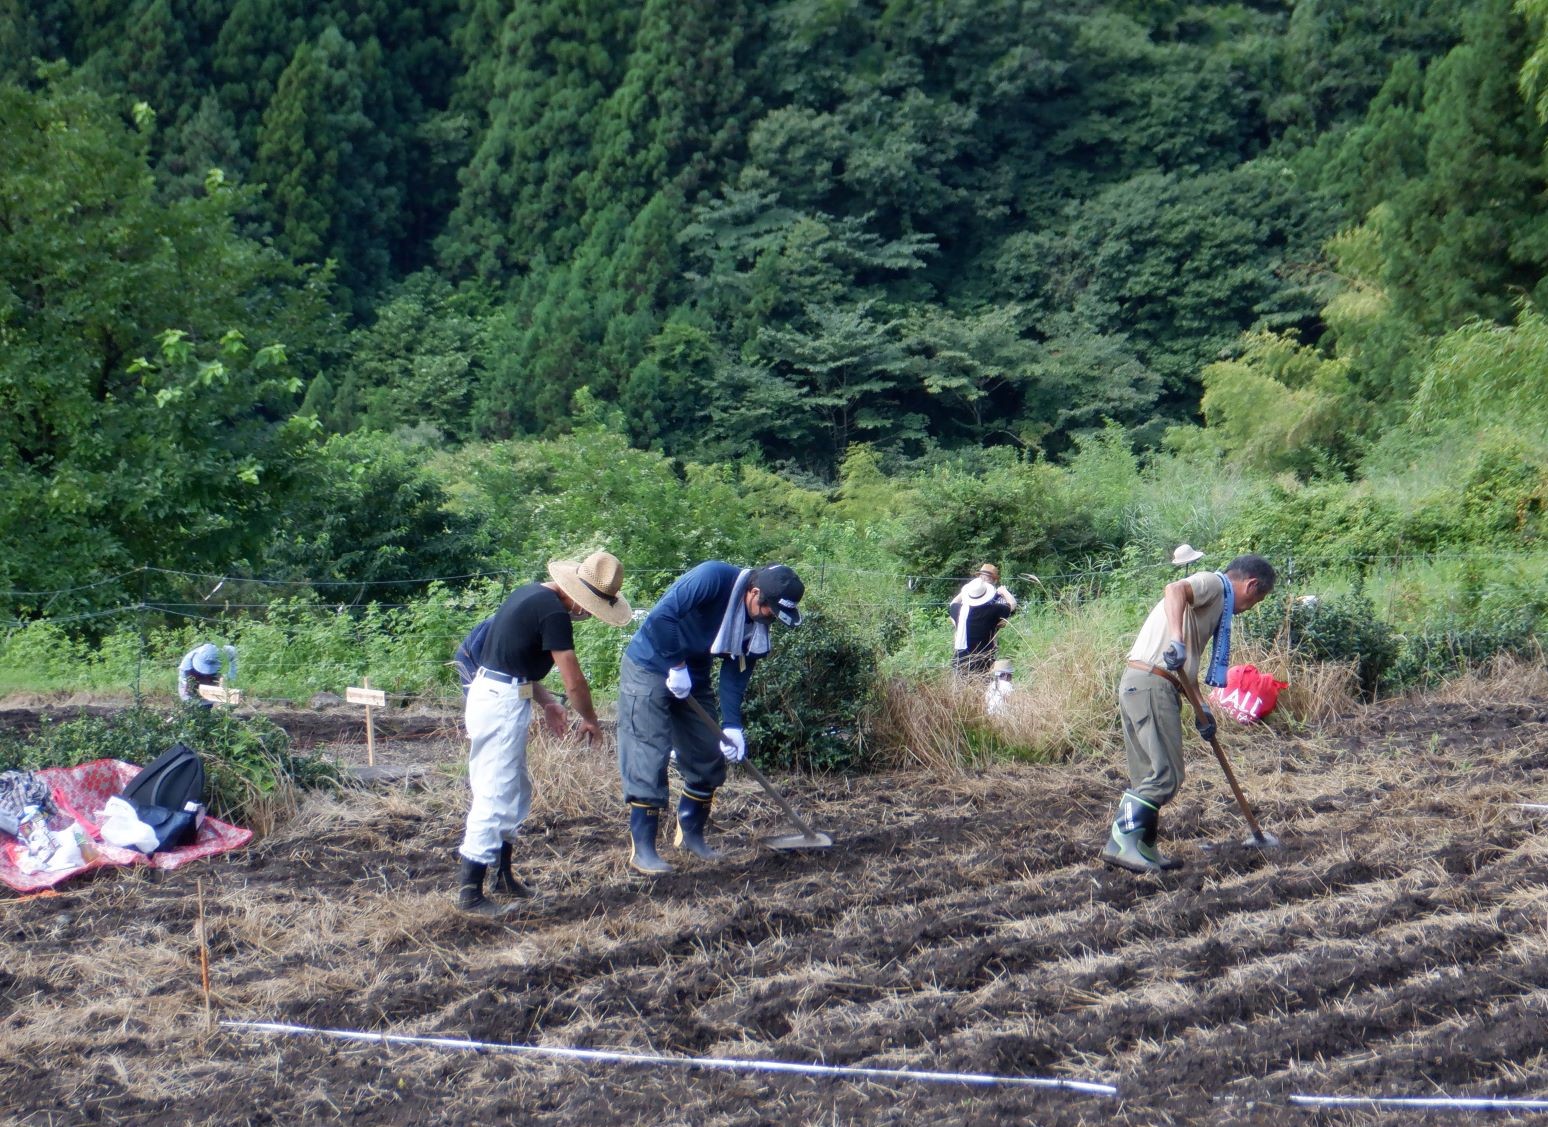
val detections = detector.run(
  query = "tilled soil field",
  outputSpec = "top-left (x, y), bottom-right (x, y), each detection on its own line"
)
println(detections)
top-left (2, 689), bottom-right (1547, 1125)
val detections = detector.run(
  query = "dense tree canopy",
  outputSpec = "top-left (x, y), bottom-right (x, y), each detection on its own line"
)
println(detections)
top-left (5, 0), bottom-right (1548, 605)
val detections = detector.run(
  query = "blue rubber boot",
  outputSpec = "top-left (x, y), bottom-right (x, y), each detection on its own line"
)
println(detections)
top-left (628, 802), bottom-right (674, 875)
top-left (673, 788), bottom-right (722, 861)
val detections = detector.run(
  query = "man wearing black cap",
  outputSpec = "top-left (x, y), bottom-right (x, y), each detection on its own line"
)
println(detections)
top-left (616, 561), bottom-right (805, 873)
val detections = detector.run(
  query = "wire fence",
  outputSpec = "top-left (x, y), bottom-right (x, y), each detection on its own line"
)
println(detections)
top-left (2, 546), bottom-right (1545, 707)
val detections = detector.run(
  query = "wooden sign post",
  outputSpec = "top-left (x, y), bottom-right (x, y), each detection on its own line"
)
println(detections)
top-left (345, 677), bottom-right (387, 766)
top-left (197, 681), bottom-right (243, 707)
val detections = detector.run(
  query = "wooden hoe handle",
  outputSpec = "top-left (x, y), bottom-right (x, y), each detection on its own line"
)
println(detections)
top-left (1173, 671), bottom-right (1269, 843)
top-left (680, 693), bottom-right (821, 840)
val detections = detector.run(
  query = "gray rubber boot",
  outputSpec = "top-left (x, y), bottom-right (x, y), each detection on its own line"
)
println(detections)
top-left (628, 803), bottom-right (674, 874)
top-left (457, 857), bottom-right (515, 916)
top-left (1099, 793), bottom-right (1175, 875)
top-left (490, 841), bottom-right (535, 898)
top-left (673, 789), bottom-right (722, 861)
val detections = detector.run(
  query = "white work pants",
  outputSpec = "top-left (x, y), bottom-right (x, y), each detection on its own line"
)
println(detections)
top-left (458, 677), bottom-right (533, 865)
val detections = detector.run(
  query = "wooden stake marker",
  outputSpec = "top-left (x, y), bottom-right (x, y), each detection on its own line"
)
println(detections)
top-left (346, 678), bottom-right (387, 766)
top-left (197, 681), bottom-right (242, 706)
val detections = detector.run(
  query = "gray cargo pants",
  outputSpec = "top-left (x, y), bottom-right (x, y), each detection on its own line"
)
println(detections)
top-left (616, 655), bottom-right (726, 807)
top-left (1119, 665), bottom-right (1186, 807)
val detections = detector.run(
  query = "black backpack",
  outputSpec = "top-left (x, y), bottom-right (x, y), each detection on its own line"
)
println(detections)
top-left (121, 743), bottom-right (205, 850)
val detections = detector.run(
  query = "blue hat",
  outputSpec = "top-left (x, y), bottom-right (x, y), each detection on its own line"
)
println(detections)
top-left (191, 644), bottom-right (221, 674)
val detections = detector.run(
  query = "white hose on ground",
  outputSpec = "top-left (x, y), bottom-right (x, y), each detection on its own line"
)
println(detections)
top-left (222, 1020), bottom-right (1119, 1096)
top-left (1290, 1095), bottom-right (1548, 1111)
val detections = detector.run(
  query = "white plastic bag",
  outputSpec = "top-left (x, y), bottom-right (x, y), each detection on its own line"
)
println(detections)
top-left (99, 796), bottom-right (159, 853)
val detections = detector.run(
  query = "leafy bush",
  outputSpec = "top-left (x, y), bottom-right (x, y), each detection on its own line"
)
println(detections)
top-left (0, 707), bottom-right (337, 824)
top-left (742, 601), bottom-right (895, 772)
top-left (1243, 594), bottom-right (1397, 700)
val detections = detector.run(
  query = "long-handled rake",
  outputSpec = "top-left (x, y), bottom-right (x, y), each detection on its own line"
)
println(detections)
top-left (681, 695), bottom-right (834, 851)
top-left (1174, 673), bottom-right (1281, 849)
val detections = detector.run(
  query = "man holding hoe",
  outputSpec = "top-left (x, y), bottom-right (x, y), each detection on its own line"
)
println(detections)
top-left (455, 551), bottom-right (631, 916)
top-left (616, 561), bottom-right (805, 873)
top-left (1101, 554), bottom-right (1276, 874)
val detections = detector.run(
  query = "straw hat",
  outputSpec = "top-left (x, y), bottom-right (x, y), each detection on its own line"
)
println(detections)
top-left (1171, 544), bottom-right (1205, 566)
top-left (548, 552), bottom-right (632, 627)
top-left (977, 563), bottom-right (1000, 583)
top-left (991, 659), bottom-right (1014, 676)
top-left (960, 578), bottom-right (997, 606)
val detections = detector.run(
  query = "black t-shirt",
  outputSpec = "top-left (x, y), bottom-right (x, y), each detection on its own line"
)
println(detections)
top-left (479, 584), bottom-right (575, 681)
top-left (952, 600), bottom-right (1011, 654)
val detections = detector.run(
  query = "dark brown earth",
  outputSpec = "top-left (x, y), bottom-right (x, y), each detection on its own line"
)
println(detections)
top-left (2, 691), bottom-right (1546, 1125)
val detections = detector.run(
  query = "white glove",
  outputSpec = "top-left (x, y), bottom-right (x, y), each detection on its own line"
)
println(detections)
top-left (665, 665), bottom-right (692, 699)
top-left (719, 727), bottom-right (746, 763)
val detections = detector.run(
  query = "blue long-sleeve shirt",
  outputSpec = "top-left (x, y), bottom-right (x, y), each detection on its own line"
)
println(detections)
top-left (624, 561), bottom-right (761, 726)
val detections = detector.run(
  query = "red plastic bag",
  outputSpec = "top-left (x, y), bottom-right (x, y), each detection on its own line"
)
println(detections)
top-left (1209, 663), bottom-right (1288, 724)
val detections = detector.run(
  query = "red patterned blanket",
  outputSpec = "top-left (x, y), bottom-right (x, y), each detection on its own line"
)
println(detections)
top-left (1, 758), bottom-right (252, 893)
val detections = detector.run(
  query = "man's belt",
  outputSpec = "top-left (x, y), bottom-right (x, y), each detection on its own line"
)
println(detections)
top-left (1126, 659), bottom-right (1182, 689)
top-left (475, 667), bottom-right (533, 698)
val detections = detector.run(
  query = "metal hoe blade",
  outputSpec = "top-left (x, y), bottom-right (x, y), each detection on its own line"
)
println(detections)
top-left (763, 830), bottom-right (836, 851)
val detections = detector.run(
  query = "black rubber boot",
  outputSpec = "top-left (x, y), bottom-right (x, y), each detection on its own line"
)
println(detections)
top-left (456, 857), bottom-right (514, 917)
top-left (1142, 809), bottom-right (1185, 872)
top-left (628, 802), bottom-right (674, 874)
top-left (673, 789), bottom-right (722, 861)
top-left (489, 841), bottom-right (535, 898)
top-left (1100, 792), bottom-right (1178, 875)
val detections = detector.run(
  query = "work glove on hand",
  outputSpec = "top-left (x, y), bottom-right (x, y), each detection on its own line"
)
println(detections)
top-left (665, 665), bottom-right (692, 699)
top-left (1162, 640), bottom-right (1187, 672)
top-left (1196, 707), bottom-right (1217, 742)
top-left (719, 727), bottom-right (746, 763)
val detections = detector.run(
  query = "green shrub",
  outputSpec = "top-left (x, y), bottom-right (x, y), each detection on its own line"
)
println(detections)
top-left (742, 601), bottom-right (893, 772)
top-left (1244, 593), bottom-right (1397, 700)
top-left (0, 707), bottom-right (337, 824)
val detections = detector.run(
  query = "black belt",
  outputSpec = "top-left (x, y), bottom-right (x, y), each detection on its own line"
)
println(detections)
top-left (476, 667), bottom-right (527, 685)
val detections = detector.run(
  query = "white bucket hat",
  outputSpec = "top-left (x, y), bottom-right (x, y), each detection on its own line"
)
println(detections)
top-left (548, 552), bottom-right (632, 627)
top-left (1171, 544), bottom-right (1205, 566)
top-left (960, 578), bottom-right (997, 606)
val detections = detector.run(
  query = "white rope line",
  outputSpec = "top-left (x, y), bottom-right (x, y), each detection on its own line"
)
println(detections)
top-left (1513, 803), bottom-right (1548, 811)
top-left (1290, 1094), bottom-right (1548, 1111)
top-left (221, 1020), bottom-right (1118, 1096)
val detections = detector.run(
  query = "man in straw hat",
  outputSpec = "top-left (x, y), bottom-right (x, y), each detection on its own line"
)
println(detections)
top-left (1101, 553), bottom-right (1276, 875)
top-left (455, 551), bottom-right (631, 916)
top-left (948, 567), bottom-right (1013, 676)
top-left (616, 560), bottom-right (805, 873)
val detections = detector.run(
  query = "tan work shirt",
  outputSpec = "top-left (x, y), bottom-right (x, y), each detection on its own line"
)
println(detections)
top-left (1127, 571), bottom-right (1227, 682)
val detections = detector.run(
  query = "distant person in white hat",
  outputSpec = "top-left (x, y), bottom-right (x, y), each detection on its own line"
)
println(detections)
top-left (455, 550), bottom-right (631, 916)
top-left (1172, 544), bottom-right (1205, 567)
top-left (948, 573), bottom-right (1013, 676)
top-left (177, 643), bottom-right (237, 709)
top-left (985, 659), bottom-right (1015, 715)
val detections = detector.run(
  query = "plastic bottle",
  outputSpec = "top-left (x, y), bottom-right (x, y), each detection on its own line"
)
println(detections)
top-left (18, 804), bottom-right (56, 865)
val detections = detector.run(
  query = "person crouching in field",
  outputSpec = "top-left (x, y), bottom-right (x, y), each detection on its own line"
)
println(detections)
top-left (1101, 554), bottom-right (1276, 875)
top-left (616, 561), bottom-right (805, 873)
top-left (455, 552), bottom-right (631, 916)
top-left (177, 643), bottom-right (236, 709)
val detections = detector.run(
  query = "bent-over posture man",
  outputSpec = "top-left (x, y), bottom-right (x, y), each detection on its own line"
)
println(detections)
top-left (1101, 554), bottom-right (1276, 874)
top-left (456, 552), bottom-right (631, 915)
top-left (616, 561), bottom-right (804, 873)
top-left (177, 643), bottom-right (236, 709)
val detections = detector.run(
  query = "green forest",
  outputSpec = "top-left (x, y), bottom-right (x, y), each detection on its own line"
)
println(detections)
top-left (8, 0), bottom-right (1548, 747)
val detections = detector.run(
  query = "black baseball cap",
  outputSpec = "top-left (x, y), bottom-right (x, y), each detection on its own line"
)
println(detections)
top-left (752, 564), bottom-right (804, 627)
